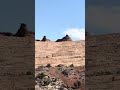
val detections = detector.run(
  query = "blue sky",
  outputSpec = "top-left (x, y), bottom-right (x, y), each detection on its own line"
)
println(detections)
top-left (87, 0), bottom-right (120, 34)
top-left (35, 0), bottom-right (85, 41)
top-left (0, 0), bottom-right (34, 33)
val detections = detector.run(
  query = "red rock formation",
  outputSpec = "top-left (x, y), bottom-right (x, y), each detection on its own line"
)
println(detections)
top-left (41, 36), bottom-right (50, 42)
top-left (14, 23), bottom-right (28, 37)
top-left (62, 35), bottom-right (72, 41)
top-left (56, 35), bottom-right (72, 42)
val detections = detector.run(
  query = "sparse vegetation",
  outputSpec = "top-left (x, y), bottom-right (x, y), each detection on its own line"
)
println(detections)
top-left (62, 69), bottom-right (69, 76)
top-left (35, 37), bottom-right (85, 90)
top-left (73, 81), bottom-right (81, 89)
top-left (69, 64), bottom-right (74, 67)
top-left (46, 63), bottom-right (51, 68)
top-left (35, 65), bottom-right (84, 90)
top-left (36, 73), bottom-right (47, 79)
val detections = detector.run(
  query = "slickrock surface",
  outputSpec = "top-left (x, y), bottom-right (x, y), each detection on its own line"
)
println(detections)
top-left (35, 40), bottom-right (85, 67)
top-left (86, 33), bottom-right (120, 90)
top-left (0, 35), bottom-right (35, 90)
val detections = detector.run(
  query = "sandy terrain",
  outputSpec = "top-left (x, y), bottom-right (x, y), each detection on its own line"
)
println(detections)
top-left (35, 40), bottom-right (85, 67)
top-left (35, 40), bottom-right (85, 90)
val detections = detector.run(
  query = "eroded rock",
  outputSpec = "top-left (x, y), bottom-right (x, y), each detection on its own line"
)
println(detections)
top-left (56, 35), bottom-right (72, 42)
top-left (41, 36), bottom-right (51, 42)
top-left (14, 23), bottom-right (29, 37)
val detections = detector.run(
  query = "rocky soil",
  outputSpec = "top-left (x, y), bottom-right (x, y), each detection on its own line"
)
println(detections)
top-left (35, 65), bottom-right (85, 90)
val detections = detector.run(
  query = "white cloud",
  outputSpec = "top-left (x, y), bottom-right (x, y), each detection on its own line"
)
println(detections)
top-left (63, 28), bottom-right (85, 40)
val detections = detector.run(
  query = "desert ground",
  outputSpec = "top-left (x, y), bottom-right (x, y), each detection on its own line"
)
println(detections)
top-left (1, 31), bottom-right (120, 90)
top-left (35, 40), bottom-right (85, 90)
top-left (35, 40), bottom-right (85, 67)
top-left (86, 33), bottom-right (120, 90)
top-left (0, 35), bottom-right (35, 90)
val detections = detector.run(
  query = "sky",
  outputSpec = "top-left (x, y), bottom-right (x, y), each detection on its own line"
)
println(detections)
top-left (0, 0), bottom-right (34, 33)
top-left (86, 0), bottom-right (120, 35)
top-left (35, 0), bottom-right (85, 41)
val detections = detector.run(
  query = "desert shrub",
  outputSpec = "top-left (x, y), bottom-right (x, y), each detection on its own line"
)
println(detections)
top-left (46, 56), bottom-right (49, 58)
top-left (57, 64), bottom-right (63, 67)
top-left (37, 66), bottom-right (44, 70)
top-left (36, 73), bottom-right (46, 79)
top-left (62, 69), bottom-right (69, 76)
top-left (43, 78), bottom-right (51, 86)
top-left (38, 76), bottom-right (51, 86)
top-left (46, 63), bottom-right (51, 68)
top-left (73, 81), bottom-right (81, 89)
top-left (52, 78), bottom-right (57, 82)
top-left (69, 64), bottom-right (74, 67)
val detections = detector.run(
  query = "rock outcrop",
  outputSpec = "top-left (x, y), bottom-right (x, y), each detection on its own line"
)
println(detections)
top-left (0, 23), bottom-right (34, 37)
top-left (41, 36), bottom-right (50, 42)
top-left (14, 23), bottom-right (29, 37)
top-left (56, 35), bottom-right (72, 42)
